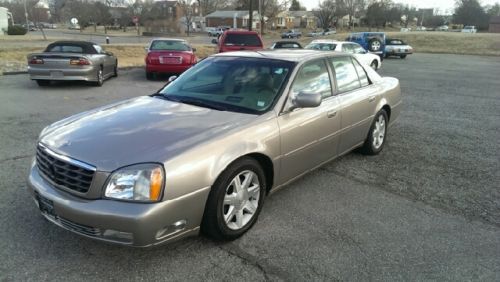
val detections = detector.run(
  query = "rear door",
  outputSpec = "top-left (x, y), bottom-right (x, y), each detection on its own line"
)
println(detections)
top-left (329, 56), bottom-right (377, 154)
top-left (277, 59), bottom-right (341, 183)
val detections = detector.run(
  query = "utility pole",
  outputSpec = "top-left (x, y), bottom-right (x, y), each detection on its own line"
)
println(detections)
top-left (248, 0), bottom-right (253, 31)
top-left (259, 0), bottom-right (263, 35)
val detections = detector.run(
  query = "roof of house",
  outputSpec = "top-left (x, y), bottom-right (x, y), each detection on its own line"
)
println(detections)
top-left (278, 10), bottom-right (316, 18)
top-left (490, 16), bottom-right (500, 24)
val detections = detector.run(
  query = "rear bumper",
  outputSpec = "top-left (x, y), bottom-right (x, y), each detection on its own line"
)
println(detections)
top-left (27, 160), bottom-right (209, 247)
top-left (146, 64), bottom-right (192, 74)
top-left (386, 50), bottom-right (413, 56)
top-left (28, 66), bottom-right (97, 81)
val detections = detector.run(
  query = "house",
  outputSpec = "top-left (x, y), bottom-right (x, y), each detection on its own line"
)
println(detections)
top-left (489, 16), bottom-right (500, 33)
top-left (205, 10), bottom-right (263, 29)
top-left (338, 14), bottom-right (361, 28)
top-left (275, 11), bottom-right (317, 29)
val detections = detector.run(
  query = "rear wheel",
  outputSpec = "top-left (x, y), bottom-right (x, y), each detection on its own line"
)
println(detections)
top-left (201, 157), bottom-right (266, 241)
top-left (36, 80), bottom-right (50, 86)
top-left (112, 61), bottom-right (118, 77)
top-left (146, 72), bottom-right (154, 80)
top-left (94, 67), bottom-right (104, 86)
top-left (400, 54), bottom-right (407, 59)
top-left (360, 109), bottom-right (388, 155)
top-left (370, 60), bottom-right (378, 70)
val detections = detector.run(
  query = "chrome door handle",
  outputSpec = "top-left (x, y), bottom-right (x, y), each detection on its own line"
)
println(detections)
top-left (368, 96), bottom-right (376, 102)
top-left (327, 110), bottom-right (337, 118)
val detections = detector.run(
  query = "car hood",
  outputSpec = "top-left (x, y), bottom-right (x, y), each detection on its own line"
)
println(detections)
top-left (40, 96), bottom-right (256, 171)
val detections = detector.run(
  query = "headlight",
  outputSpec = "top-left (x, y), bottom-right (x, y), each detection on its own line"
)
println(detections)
top-left (104, 163), bottom-right (164, 202)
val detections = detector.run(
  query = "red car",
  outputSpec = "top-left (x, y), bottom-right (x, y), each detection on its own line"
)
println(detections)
top-left (145, 38), bottom-right (197, 80)
top-left (215, 30), bottom-right (264, 53)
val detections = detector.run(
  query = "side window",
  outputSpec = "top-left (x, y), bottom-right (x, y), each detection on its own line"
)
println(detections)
top-left (352, 58), bottom-right (370, 87)
top-left (290, 60), bottom-right (332, 98)
top-left (342, 44), bottom-right (353, 53)
top-left (330, 57), bottom-right (361, 93)
top-left (353, 43), bottom-right (366, 54)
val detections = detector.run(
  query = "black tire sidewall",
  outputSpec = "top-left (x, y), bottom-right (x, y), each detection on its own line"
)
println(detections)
top-left (202, 158), bottom-right (266, 240)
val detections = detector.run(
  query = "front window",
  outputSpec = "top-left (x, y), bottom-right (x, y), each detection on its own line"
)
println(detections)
top-left (159, 57), bottom-right (294, 114)
top-left (150, 40), bottom-right (190, 51)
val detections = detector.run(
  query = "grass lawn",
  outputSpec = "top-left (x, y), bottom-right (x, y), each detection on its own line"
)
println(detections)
top-left (1, 31), bottom-right (499, 74)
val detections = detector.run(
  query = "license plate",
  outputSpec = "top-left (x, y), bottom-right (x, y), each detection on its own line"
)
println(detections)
top-left (36, 193), bottom-right (56, 217)
top-left (160, 57), bottom-right (181, 64)
top-left (50, 71), bottom-right (63, 78)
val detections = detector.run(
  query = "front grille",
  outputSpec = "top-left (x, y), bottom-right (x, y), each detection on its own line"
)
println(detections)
top-left (36, 145), bottom-right (95, 193)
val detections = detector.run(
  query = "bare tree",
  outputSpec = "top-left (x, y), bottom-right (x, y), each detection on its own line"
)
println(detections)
top-left (260, 0), bottom-right (287, 33)
top-left (314, 0), bottom-right (346, 30)
top-left (345, 0), bottom-right (365, 29)
top-left (179, 0), bottom-right (194, 35)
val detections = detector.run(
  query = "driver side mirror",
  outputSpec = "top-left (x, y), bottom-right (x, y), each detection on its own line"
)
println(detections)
top-left (211, 39), bottom-right (218, 44)
top-left (289, 91), bottom-right (322, 111)
top-left (168, 75), bottom-right (177, 83)
top-left (105, 51), bottom-right (114, 56)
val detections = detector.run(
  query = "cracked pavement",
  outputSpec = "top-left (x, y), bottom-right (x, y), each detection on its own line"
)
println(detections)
top-left (0, 54), bottom-right (499, 281)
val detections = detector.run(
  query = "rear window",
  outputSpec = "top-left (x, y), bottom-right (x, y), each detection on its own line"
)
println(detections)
top-left (305, 43), bottom-right (337, 51)
top-left (386, 39), bottom-right (404, 45)
top-left (46, 45), bottom-right (84, 53)
top-left (223, 34), bottom-right (262, 46)
top-left (150, 40), bottom-right (190, 51)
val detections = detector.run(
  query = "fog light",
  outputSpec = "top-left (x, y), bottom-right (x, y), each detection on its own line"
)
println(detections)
top-left (102, 229), bottom-right (133, 243)
top-left (155, 220), bottom-right (187, 240)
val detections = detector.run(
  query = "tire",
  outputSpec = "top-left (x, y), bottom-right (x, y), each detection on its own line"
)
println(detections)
top-left (370, 60), bottom-right (378, 70)
top-left (146, 71), bottom-right (154, 80)
top-left (201, 157), bottom-right (266, 241)
top-left (36, 80), bottom-right (50, 86)
top-left (360, 109), bottom-right (388, 155)
top-left (400, 54), bottom-right (407, 59)
top-left (112, 62), bottom-right (118, 77)
top-left (367, 38), bottom-right (382, 52)
top-left (94, 67), bottom-right (104, 86)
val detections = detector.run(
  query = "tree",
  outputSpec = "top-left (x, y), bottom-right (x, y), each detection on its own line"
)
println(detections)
top-left (345, 0), bottom-right (366, 29)
top-left (179, 0), bottom-right (194, 35)
top-left (453, 0), bottom-right (489, 30)
top-left (487, 3), bottom-right (500, 16)
top-left (364, 1), bottom-right (386, 28)
top-left (289, 0), bottom-right (305, 11)
top-left (314, 0), bottom-right (346, 30)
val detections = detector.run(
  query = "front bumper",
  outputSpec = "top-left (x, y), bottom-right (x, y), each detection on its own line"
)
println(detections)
top-left (28, 66), bottom-right (98, 81)
top-left (27, 160), bottom-right (209, 247)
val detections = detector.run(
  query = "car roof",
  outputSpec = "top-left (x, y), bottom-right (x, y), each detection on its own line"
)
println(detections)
top-left (151, 38), bottom-right (187, 42)
top-left (212, 49), bottom-right (349, 62)
top-left (224, 30), bottom-right (259, 34)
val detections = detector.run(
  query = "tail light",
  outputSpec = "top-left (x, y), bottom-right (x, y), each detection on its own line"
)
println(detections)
top-left (29, 57), bottom-right (44, 64)
top-left (70, 58), bottom-right (91, 65)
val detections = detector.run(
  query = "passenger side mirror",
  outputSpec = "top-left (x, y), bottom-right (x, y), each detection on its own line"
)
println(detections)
top-left (168, 75), bottom-right (177, 83)
top-left (105, 51), bottom-right (114, 56)
top-left (211, 39), bottom-right (218, 44)
top-left (144, 47), bottom-right (149, 51)
top-left (290, 91), bottom-right (322, 111)
top-left (192, 47), bottom-right (197, 52)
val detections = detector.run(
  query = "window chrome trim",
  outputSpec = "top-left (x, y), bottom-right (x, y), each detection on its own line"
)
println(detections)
top-left (38, 143), bottom-right (97, 172)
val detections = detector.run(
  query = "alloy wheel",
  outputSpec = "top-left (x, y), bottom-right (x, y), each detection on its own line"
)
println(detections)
top-left (372, 114), bottom-right (386, 149)
top-left (222, 170), bottom-right (260, 230)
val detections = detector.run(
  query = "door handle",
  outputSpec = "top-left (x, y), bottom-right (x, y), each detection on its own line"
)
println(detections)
top-left (368, 96), bottom-right (376, 102)
top-left (327, 110), bottom-right (337, 118)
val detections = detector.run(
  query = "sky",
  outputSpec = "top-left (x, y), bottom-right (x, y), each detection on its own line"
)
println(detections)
top-left (301, 0), bottom-right (500, 14)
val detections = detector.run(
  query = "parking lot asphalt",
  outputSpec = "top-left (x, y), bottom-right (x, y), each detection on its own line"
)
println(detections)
top-left (0, 53), bottom-right (499, 281)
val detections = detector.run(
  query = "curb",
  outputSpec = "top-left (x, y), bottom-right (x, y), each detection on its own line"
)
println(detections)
top-left (2, 66), bottom-right (144, 76)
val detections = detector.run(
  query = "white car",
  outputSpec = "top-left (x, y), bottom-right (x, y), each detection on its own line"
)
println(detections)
top-left (461, 26), bottom-right (477, 33)
top-left (437, 25), bottom-right (449, 31)
top-left (305, 40), bottom-right (382, 70)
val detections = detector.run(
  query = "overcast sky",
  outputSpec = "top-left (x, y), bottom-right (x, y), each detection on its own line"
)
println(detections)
top-left (301, 0), bottom-right (500, 14)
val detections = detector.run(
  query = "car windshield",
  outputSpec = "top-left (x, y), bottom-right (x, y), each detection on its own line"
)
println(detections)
top-left (224, 34), bottom-right (261, 46)
top-left (150, 40), bottom-right (190, 51)
top-left (305, 43), bottom-right (337, 51)
top-left (159, 57), bottom-right (295, 114)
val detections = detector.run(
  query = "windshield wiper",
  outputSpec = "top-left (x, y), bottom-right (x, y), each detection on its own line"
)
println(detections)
top-left (161, 95), bottom-right (227, 111)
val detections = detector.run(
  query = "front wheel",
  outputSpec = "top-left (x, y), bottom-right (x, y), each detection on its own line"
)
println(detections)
top-left (201, 157), bottom-right (266, 241)
top-left (360, 109), bottom-right (388, 155)
top-left (112, 62), bottom-right (118, 77)
top-left (400, 54), bottom-right (407, 59)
